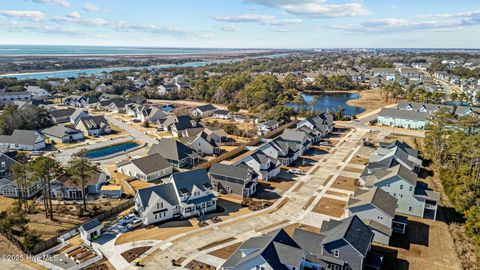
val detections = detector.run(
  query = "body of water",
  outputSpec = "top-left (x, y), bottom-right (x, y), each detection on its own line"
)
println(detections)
top-left (0, 51), bottom-right (289, 80)
top-left (0, 45), bottom-right (261, 56)
top-left (82, 142), bottom-right (140, 159)
top-left (290, 93), bottom-right (365, 116)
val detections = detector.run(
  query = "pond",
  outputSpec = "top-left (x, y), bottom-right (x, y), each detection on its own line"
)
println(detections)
top-left (81, 142), bottom-right (140, 159)
top-left (289, 93), bottom-right (365, 116)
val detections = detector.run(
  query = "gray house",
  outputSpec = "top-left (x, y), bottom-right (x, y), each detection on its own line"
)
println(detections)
top-left (221, 229), bottom-right (304, 270)
top-left (42, 124), bottom-right (84, 143)
top-left (148, 138), bottom-right (199, 168)
top-left (209, 163), bottom-right (258, 197)
top-left (116, 153), bottom-right (173, 182)
top-left (293, 216), bottom-right (379, 270)
top-left (0, 130), bottom-right (46, 151)
top-left (362, 164), bottom-right (439, 220)
top-left (347, 188), bottom-right (398, 245)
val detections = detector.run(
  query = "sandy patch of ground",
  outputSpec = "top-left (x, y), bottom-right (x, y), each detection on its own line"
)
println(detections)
top-left (312, 197), bottom-right (347, 218)
top-left (331, 176), bottom-right (360, 192)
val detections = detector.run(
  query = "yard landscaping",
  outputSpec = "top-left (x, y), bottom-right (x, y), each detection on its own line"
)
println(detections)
top-left (120, 246), bottom-right (151, 263)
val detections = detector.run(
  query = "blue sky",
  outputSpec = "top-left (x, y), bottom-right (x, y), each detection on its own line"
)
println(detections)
top-left (0, 0), bottom-right (479, 48)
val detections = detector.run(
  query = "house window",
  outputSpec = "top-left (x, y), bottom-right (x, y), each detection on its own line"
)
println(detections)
top-left (409, 186), bottom-right (413, 192)
top-left (408, 207), bottom-right (412, 212)
top-left (400, 185), bottom-right (403, 189)
top-left (333, 249), bottom-right (339, 257)
top-left (256, 266), bottom-right (265, 270)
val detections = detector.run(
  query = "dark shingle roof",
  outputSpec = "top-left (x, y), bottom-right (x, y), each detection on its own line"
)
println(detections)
top-left (170, 169), bottom-right (211, 195)
top-left (119, 153), bottom-right (171, 175)
top-left (50, 108), bottom-right (76, 119)
top-left (136, 183), bottom-right (179, 208)
top-left (320, 216), bottom-right (373, 256)
top-left (347, 188), bottom-right (397, 218)
top-left (196, 104), bottom-right (216, 112)
top-left (209, 163), bottom-right (251, 180)
top-left (80, 218), bottom-right (102, 231)
top-left (148, 139), bottom-right (195, 161)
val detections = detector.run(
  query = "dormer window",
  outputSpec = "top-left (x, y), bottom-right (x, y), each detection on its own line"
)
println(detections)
top-left (333, 249), bottom-right (339, 257)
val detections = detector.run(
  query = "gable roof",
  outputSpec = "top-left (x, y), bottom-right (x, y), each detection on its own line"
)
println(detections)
top-left (170, 168), bottom-right (212, 195)
top-left (117, 153), bottom-right (172, 175)
top-left (0, 130), bottom-right (44, 146)
top-left (347, 188), bottom-right (397, 218)
top-left (195, 104), bottom-right (216, 112)
top-left (50, 108), bottom-right (76, 119)
top-left (379, 107), bottom-right (429, 121)
top-left (78, 116), bottom-right (109, 130)
top-left (222, 229), bottom-right (302, 270)
top-left (80, 218), bottom-right (102, 232)
top-left (136, 183), bottom-right (179, 208)
top-left (148, 138), bottom-right (196, 161)
top-left (209, 163), bottom-right (253, 180)
top-left (320, 216), bottom-right (373, 257)
top-left (41, 125), bottom-right (83, 139)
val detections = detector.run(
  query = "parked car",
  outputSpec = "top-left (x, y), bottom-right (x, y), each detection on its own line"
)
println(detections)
top-left (288, 168), bottom-right (304, 175)
top-left (128, 219), bottom-right (142, 230)
top-left (31, 151), bottom-right (43, 156)
top-left (319, 141), bottom-right (331, 146)
top-left (119, 214), bottom-right (137, 226)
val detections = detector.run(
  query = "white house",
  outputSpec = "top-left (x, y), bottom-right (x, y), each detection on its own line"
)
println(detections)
top-left (237, 151), bottom-right (281, 181)
top-left (26, 86), bottom-right (51, 100)
top-left (180, 131), bottom-right (220, 156)
top-left (191, 104), bottom-right (217, 118)
top-left (135, 169), bottom-right (217, 225)
top-left (79, 218), bottom-right (103, 241)
top-left (0, 91), bottom-right (32, 104)
top-left (0, 130), bottom-right (46, 151)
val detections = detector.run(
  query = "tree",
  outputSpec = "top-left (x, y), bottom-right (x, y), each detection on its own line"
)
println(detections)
top-left (28, 157), bottom-right (62, 220)
top-left (21, 229), bottom-right (41, 251)
top-left (0, 104), bottom-right (53, 135)
top-left (12, 162), bottom-right (31, 211)
top-left (227, 103), bottom-right (240, 114)
top-left (265, 105), bottom-right (297, 122)
top-left (465, 206), bottom-right (480, 244)
top-left (143, 119), bottom-right (150, 128)
top-left (334, 106), bottom-right (345, 120)
top-left (67, 149), bottom-right (98, 212)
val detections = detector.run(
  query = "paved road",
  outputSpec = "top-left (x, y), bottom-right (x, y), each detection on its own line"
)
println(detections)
top-left (126, 128), bottom-right (367, 269)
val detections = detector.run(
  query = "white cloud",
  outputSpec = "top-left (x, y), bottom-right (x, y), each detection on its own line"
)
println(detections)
top-left (29, 0), bottom-right (70, 8)
top-left (112, 21), bottom-right (211, 39)
top-left (83, 3), bottom-right (101, 12)
top-left (334, 10), bottom-right (480, 33)
top-left (218, 24), bottom-right (240, 32)
top-left (67, 11), bottom-right (81, 19)
top-left (245, 0), bottom-right (370, 18)
top-left (0, 10), bottom-right (45, 22)
top-left (213, 14), bottom-right (302, 26)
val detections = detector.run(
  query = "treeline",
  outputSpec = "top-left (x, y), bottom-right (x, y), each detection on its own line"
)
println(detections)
top-left (358, 57), bottom-right (394, 68)
top-left (310, 75), bottom-right (363, 91)
top-left (0, 104), bottom-right (53, 135)
top-left (424, 110), bottom-right (480, 245)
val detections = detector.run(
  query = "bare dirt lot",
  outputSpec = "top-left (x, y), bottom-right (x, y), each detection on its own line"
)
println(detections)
top-left (331, 176), bottom-right (360, 192)
top-left (312, 197), bottom-right (347, 218)
top-left (208, 242), bottom-right (243, 260)
top-left (374, 215), bottom-right (461, 270)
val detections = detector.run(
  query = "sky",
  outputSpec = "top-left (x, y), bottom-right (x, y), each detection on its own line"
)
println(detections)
top-left (0, 0), bottom-right (479, 48)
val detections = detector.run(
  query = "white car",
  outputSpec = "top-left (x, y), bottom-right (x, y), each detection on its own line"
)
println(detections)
top-left (128, 219), bottom-right (143, 230)
top-left (119, 214), bottom-right (137, 226)
top-left (319, 141), bottom-right (331, 146)
top-left (288, 169), bottom-right (304, 174)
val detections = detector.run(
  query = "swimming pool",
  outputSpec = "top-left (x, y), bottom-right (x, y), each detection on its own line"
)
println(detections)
top-left (82, 142), bottom-right (140, 159)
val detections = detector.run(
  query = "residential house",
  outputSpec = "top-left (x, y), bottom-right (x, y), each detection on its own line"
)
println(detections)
top-left (213, 109), bottom-right (231, 119)
top-left (0, 130), bottom-right (46, 151)
top-left (0, 173), bottom-right (41, 198)
top-left (257, 120), bottom-right (280, 136)
top-left (236, 150), bottom-right (281, 181)
top-left (148, 138), bottom-right (199, 168)
top-left (209, 163), bottom-right (258, 197)
top-left (0, 153), bottom-right (19, 178)
top-left (69, 109), bottom-right (89, 125)
top-left (191, 104), bottom-right (217, 118)
top-left (361, 164), bottom-right (439, 220)
top-left (346, 188), bottom-right (398, 245)
top-left (259, 138), bottom-right (302, 166)
top-left (63, 96), bottom-right (99, 108)
top-left (180, 131), bottom-right (220, 156)
top-left (368, 144), bottom-right (422, 173)
top-left (97, 99), bottom-right (132, 113)
top-left (280, 129), bottom-right (312, 155)
top-left (0, 91), bottom-right (32, 104)
top-left (50, 108), bottom-right (76, 124)
top-left (116, 153), bottom-right (173, 182)
top-left (26, 86), bottom-right (51, 100)
top-left (136, 106), bottom-right (166, 123)
top-left (50, 172), bottom-right (108, 200)
top-left (293, 216), bottom-right (379, 270)
top-left (221, 229), bottom-right (305, 270)
top-left (42, 124), bottom-right (85, 143)
top-left (75, 116), bottom-right (112, 136)
top-left (100, 185), bottom-right (123, 198)
top-left (135, 169), bottom-right (217, 225)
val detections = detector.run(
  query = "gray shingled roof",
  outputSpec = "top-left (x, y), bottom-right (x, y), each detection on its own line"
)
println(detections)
top-left (80, 218), bottom-right (102, 232)
top-left (136, 183), bottom-right (179, 208)
top-left (379, 107), bottom-right (429, 121)
top-left (50, 108), bottom-right (76, 119)
top-left (196, 104), bottom-right (216, 112)
top-left (320, 216), bottom-right (373, 257)
top-left (42, 125), bottom-right (83, 139)
top-left (148, 138), bottom-right (196, 161)
top-left (118, 153), bottom-right (171, 175)
top-left (209, 163), bottom-right (251, 180)
top-left (347, 188), bottom-right (397, 218)
top-left (170, 168), bottom-right (211, 195)
top-left (0, 130), bottom-right (43, 146)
